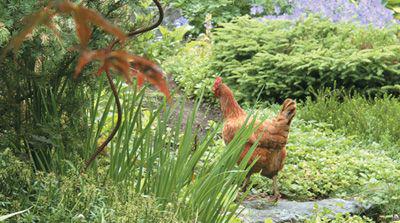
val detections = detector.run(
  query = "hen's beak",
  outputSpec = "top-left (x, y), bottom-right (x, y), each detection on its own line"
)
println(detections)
top-left (212, 86), bottom-right (219, 97)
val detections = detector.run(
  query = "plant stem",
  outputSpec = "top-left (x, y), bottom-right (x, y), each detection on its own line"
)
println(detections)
top-left (108, 0), bottom-right (164, 49)
top-left (82, 69), bottom-right (122, 172)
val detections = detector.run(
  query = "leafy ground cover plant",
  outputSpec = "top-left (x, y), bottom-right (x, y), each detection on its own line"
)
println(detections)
top-left (232, 105), bottom-right (400, 220)
top-left (248, 114), bottom-right (400, 219)
top-left (305, 206), bottom-right (374, 222)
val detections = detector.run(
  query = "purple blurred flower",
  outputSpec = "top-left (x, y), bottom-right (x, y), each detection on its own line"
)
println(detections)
top-left (261, 0), bottom-right (395, 28)
top-left (174, 17), bottom-right (189, 27)
top-left (250, 4), bottom-right (264, 15)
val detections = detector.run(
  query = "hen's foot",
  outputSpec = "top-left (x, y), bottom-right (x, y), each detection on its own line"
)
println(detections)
top-left (267, 193), bottom-right (281, 203)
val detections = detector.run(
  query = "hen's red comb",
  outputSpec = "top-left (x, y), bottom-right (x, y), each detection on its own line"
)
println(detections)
top-left (213, 77), bottom-right (222, 89)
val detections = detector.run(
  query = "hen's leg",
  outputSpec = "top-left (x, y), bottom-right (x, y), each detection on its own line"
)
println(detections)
top-left (269, 175), bottom-right (281, 202)
top-left (241, 174), bottom-right (251, 192)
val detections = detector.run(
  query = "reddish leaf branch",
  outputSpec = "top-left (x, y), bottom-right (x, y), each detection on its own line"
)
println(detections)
top-left (0, 0), bottom-right (168, 173)
top-left (83, 0), bottom-right (165, 171)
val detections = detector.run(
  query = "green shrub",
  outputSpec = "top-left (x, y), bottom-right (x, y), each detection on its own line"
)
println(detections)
top-left (360, 180), bottom-right (400, 221)
top-left (0, 150), bottom-right (178, 222)
top-left (0, 0), bottom-right (181, 174)
top-left (163, 40), bottom-right (214, 99)
top-left (0, 149), bottom-right (32, 205)
top-left (299, 89), bottom-right (400, 152)
top-left (21, 174), bottom-right (177, 222)
top-left (212, 16), bottom-right (400, 102)
top-left (171, 0), bottom-right (246, 36)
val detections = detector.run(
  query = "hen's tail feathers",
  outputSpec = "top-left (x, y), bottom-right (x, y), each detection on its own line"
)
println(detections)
top-left (280, 99), bottom-right (296, 125)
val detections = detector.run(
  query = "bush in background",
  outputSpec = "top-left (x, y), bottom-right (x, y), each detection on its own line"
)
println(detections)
top-left (163, 40), bottom-right (214, 98)
top-left (170, 0), bottom-right (399, 35)
top-left (212, 16), bottom-right (400, 103)
top-left (166, 16), bottom-right (400, 104)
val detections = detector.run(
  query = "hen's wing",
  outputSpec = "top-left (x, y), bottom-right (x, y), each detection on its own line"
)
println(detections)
top-left (222, 115), bottom-right (248, 144)
top-left (249, 99), bottom-right (296, 148)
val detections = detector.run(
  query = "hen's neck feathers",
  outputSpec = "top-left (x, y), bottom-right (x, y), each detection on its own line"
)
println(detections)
top-left (218, 84), bottom-right (246, 119)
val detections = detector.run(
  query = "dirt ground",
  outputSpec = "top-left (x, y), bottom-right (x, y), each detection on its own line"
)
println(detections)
top-left (166, 75), bottom-right (222, 138)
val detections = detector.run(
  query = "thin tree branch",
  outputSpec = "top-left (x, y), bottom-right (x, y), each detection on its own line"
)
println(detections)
top-left (82, 69), bottom-right (122, 172)
top-left (127, 0), bottom-right (164, 38)
top-left (109, 0), bottom-right (164, 49)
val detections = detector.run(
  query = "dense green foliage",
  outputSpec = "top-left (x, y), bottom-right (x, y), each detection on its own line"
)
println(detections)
top-left (166, 16), bottom-right (400, 103)
top-left (0, 149), bottom-right (179, 222)
top-left (167, 17), bottom-right (400, 102)
top-left (300, 89), bottom-right (400, 150)
top-left (171, 0), bottom-right (292, 35)
top-left (0, 0), bottom-right (174, 173)
top-left (172, 0), bottom-right (247, 35)
top-left (212, 16), bottom-right (400, 102)
top-left (1, 0), bottom-right (87, 172)
top-left (0, 0), bottom-right (140, 172)
top-left (384, 0), bottom-right (400, 19)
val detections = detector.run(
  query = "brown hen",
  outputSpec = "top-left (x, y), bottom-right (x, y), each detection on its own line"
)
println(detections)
top-left (213, 77), bottom-right (296, 200)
